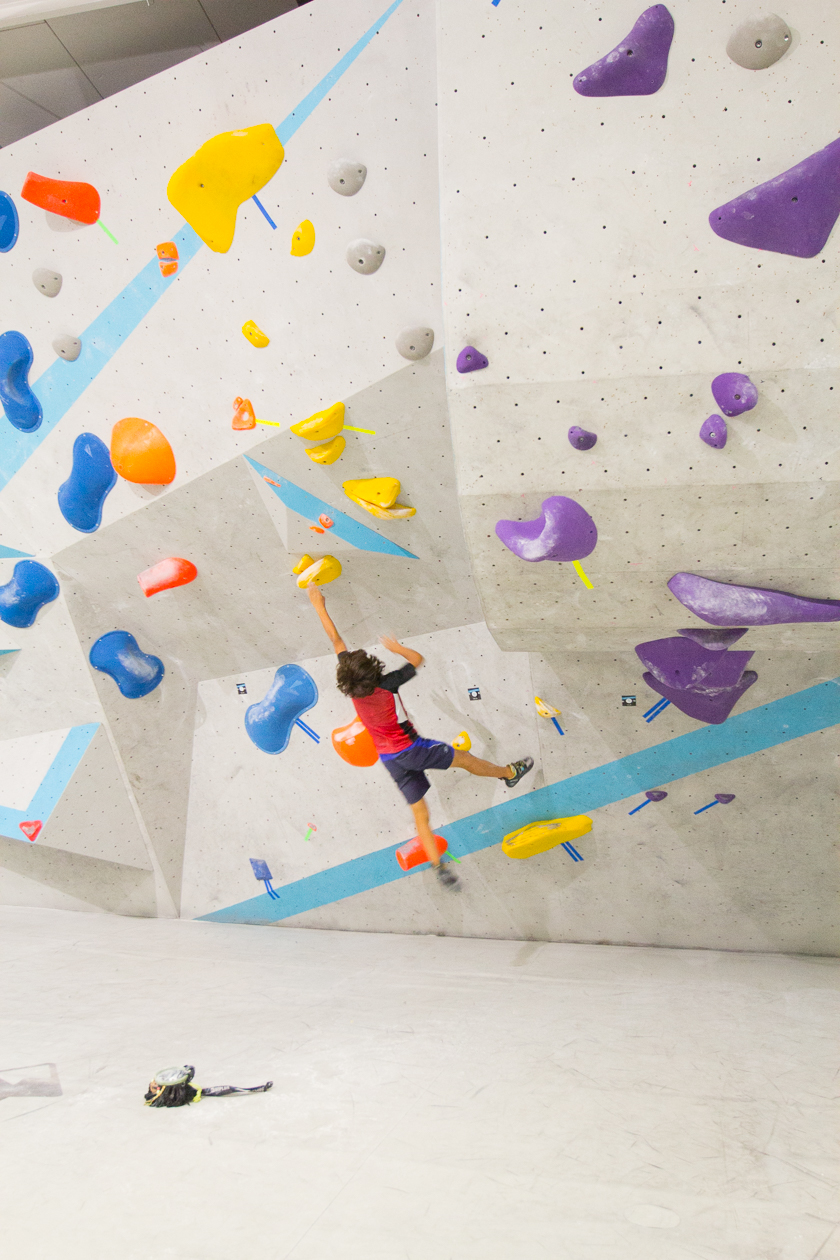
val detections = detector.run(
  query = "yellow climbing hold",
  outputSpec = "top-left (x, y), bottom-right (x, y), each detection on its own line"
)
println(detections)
top-left (166, 124), bottom-right (284, 253)
top-left (291, 219), bottom-right (315, 256)
top-left (242, 320), bottom-right (269, 348)
top-left (343, 486), bottom-right (415, 520)
top-left (342, 478), bottom-right (400, 508)
top-left (502, 816), bottom-right (592, 860)
top-left (306, 435), bottom-right (345, 465)
top-left (534, 695), bottom-right (562, 719)
top-left (452, 731), bottom-right (471, 751)
top-left (290, 401), bottom-right (345, 442)
top-left (292, 554), bottom-right (314, 575)
top-left (295, 555), bottom-right (342, 588)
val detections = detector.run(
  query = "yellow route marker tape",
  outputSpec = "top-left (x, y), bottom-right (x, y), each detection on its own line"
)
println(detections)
top-left (572, 560), bottom-right (593, 589)
top-left (255, 418), bottom-right (280, 426)
top-left (344, 425), bottom-right (376, 434)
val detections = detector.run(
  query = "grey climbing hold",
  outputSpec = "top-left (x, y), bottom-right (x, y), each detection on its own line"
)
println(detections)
top-left (347, 239), bottom-right (385, 274)
top-left (33, 268), bottom-right (61, 298)
top-left (396, 327), bottom-right (434, 360)
top-left (52, 335), bottom-right (81, 362)
top-left (568, 425), bottom-right (597, 451)
top-left (700, 414), bottom-right (727, 449)
top-left (726, 14), bottom-right (791, 70)
top-left (328, 159), bottom-right (367, 197)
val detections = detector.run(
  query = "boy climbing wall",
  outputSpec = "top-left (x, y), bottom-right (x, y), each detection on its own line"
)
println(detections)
top-left (307, 586), bottom-right (534, 888)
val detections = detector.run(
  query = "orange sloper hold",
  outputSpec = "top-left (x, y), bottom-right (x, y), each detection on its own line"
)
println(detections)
top-left (137, 557), bottom-right (197, 597)
top-left (232, 397), bottom-right (256, 430)
top-left (156, 242), bottom-right (179, 277)
top-left (111, 418), bottom-right (176, 485)
top-left (331, 716), bottom-right (379, 767)
top-left (21, 172), bottom-right (100, 224)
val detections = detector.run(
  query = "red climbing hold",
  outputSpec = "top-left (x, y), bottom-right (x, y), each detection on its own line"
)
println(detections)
top-left (21, 172), bottom-right (100, 224)
top-left (137, 557), bottom-right (198, 597)
top-left (232, 397), bottom-right (256, 430)
top-left (19, 820), bottom-right (42, 841)
top-left (395, 834), bottom-right (448, 871)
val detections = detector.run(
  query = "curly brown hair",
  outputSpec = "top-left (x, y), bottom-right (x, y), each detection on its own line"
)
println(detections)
top-left (336, 649), bottom-right (385, 698)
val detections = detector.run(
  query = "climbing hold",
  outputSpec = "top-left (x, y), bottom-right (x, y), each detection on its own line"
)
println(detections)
top-left (716, 793), bottom-right (736, 804)
top-left (646, 790), bottom-right (668, 802)
top-left (306, 435), bottom-right (345, 465)
top-left (89, 630), bottom-right (164, 699)
top-left (502, 816), bottom-right (593, 860)
top-left (709, 136), bottom-right (840, 258)
top-left (327, 159), bottom-right (367, 196)
top-left (32, 268), bottom-right (62, 298)
top-left (496, 495), bottom-right (597, 562)
top-left (245, 663), bottom-right (318, 754)
top-left (452, 731), bottom-right (471, 751)
top-left (166, 124), bottom-right (284, 253)
top-left (396, 833), bottom-right (448, 871)
top-left (0, 560), bottom-right (59, 628)
top-left (343, 477), bottom-right (415, 520)
top-left (242, 320), bottom-right (269, 348)
top-left (0, 191), bottom-right (19, 252)
top-left (156, 242), bottom-right (178, 277)
top-left (668, 572), bottom-right (840, 626)
top-left (711, 373), bottom-right (757, 417)
top-left (57, 433), bottom-right (117, 533)
top-left (331, 716), bottom-right (379, 767)
top-left (534, 696), bottom-right (561, 718)
top-left (290, 219), bottom-right (315, 255)
top-left (456, 346), bottom-right (488, 373)
top-left (643, 669), bottom-right (757, 724)
top-left (291, 401), bottom-right (344, 441)
top-left (635, 636), bottom-right (754, 691)
top-left (346, 239), bottom-right (385, 274)
top-left (396, 327), bottom-right (434, 360)
top-left (573, 5), bottom-right (674, 97)
top-left (677, 627), bottom-right (748, 650)
top-left (0, 331), bottom-right (41, 432)
top-left (52, 335), bottom-right (81, 362)
top-left (292, 554), bottom-right (313, 575)
top-left (232, 397), bottom-right (257, 430)
top-left (21, 172), bottom-right (100, 224)
top-left (568, 425), bottom-right (597, 451)
top-left (19, 820), bottom-right (41, 841)
top-left (295, 556), bottom-right (342, 588)
top-left (700, 414), bottom-right (727, 448)
top-left (319, 514), bottom-right (333, 528)
top-left (727, 14), bottom-right (791, 70)
top-left (110, 417), bottom-right (176, 485)
top-left (137, 557), bottom-right (198, 597)
top-left (309, 526), bottom-right (325, 534)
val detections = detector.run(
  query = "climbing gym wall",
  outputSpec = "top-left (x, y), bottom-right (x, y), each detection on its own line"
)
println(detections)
top-left (0, 0), bottom-right (837, 952)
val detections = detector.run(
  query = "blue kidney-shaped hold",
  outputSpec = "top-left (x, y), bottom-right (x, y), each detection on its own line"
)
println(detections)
top-left (245, 663), bottom-right (318, 754)
top-left (0, 192), bottom-right (20, 253)
top-left (89, 630), bottom-right (164, 698)
top-left (0, 330), bottom-right (42, 432)
top-left (0, 560), bottom-right (59, 628)
top-left (58, 433), bottom-right (117, 532)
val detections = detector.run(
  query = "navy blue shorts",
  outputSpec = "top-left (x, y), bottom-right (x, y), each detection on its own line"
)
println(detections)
top-left (381, 738), bottom-right (455, 805)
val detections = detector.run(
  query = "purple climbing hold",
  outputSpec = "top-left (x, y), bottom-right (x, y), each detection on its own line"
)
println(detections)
top-left (635, 636), bottom-right (753, 692)
top-left (711, 373), bottom-right (757, 417)
top-left (715, 793), bottom-right (735, 805)
top-left (709, 135), bottom-right (840, 259)
top-left (646, 790), bottom-right (668, 802)
top-left (700, 414), bottom-right (727, 449)
top-left (496, 495), bottom-right (597, 562)
top-left (668, 572), bottom-right (840, 626)
top-left (568, 425), bottom-right (597, 451)
top-left (456, 346), bottom-right (489, 374)
top-left (643, 669), bottom-right (757, 725)
top-left (677, 627), bottom-right (748, 650)
top-left (573, 5), bottom-right (674, 98)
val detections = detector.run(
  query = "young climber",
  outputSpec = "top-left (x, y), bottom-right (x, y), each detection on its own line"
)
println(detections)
top-left (307, 585), bottom-right (534, 888)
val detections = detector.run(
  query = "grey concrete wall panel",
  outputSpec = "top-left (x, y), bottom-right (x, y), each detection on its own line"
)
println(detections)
top-left (0, 837), bottom-right (155, 915)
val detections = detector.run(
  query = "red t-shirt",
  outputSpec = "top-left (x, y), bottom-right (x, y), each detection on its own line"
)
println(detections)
top-left (340, 657), bottom-right (418, 756)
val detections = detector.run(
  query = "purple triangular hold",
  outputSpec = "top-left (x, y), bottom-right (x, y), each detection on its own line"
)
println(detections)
top-left (711, 373), bottom-right (757, 416)
top-left (645, 790), bottom-right (667, 802)
top-left (709, 135), bottom-right (840, 258)
top-left (456, 346), bottom-right (489, 374)
top-left (715, 793), bottom-right (735, 805)
top-left (677, 627), bottom-right (748, 650)
top-left (700, 414), bottom-right (727, 448)
top-left (668, 572), bottom-right (840, 626)
top-left (573, 5), bottom-right (674, 97)
top-left (635, 636), bottom-right (753, 691)
top-left (496, 495), bottom-right (597, 562)
top-left (568, 425), bottom-right (597, 450)
top-left (643, 670), bottom-right (757, 724)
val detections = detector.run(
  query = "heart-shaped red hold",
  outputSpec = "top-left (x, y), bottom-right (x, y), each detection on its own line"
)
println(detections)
top-left (20, 820), bottom-right (42, 841)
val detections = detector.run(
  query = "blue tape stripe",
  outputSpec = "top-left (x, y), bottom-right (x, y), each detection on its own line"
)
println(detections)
top-left (198, 677), bottom-right (840, 924)
top-left (0, 0), bottom-right (407, 492)
top-left (0, 722), bottom-right (99, 840)
top-left (0, 544), bottom-right (33, 558)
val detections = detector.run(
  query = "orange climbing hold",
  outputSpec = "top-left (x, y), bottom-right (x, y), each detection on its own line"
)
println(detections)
top-left (319, 514), bottom-right (334, 529)
top-left (137, 557), bottom-right (197, 597)
top-left (19, 820), bottom-right (42, 841)
top-left (21, 172), bottom-right (100, 224)
top-left (111, 417), bottom-right (176, 485)
top-left (396, 834), bottom-right (448, 871)
top-left (331, 716), bottom-right (379, 767)
top-left (232, 397), bottom-right (256, 430)
top-left (156, 242), bottom-right (179, 277)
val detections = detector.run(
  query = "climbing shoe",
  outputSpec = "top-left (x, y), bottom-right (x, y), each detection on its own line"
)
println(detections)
top-left (436, 862), bottom-right (459, 889)
top-left (505, 756), bottom-right (534, 789)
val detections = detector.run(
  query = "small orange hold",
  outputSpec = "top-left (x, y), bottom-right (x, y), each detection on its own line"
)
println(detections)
top-left (331, 717), bottom-right (379, 767)
top-left (309, 525), bottom-right (325, 533)
top-left (232, 396), bottom-right (256, 430)
top-left (111, 417), bottom-right (176, 485)
top-left (156, 242), bottom-right (179, 277)
top-left (395, 834), bottom-right (448, 871)
top-left (319, 514), bottom-right (334, 529)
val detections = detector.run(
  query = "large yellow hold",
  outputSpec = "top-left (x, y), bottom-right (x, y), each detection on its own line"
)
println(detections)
top-left (290, 402), bottom-right (345, 442)
top-left (167, 124), bottom-right (284, 253)
top-left (343, 477), bottom-right (416, 521)
top-left (294, 555), bottom-right (342, 588)
top-left (502, 816), bottom-right (592, 860)
top-left (291, 219), bottom-right (315, 256)
top-left (306, 435), bottom-right (345, 465)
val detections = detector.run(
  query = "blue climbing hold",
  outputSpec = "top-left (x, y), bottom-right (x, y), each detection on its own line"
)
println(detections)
top-left (0, 192), bottom-right (20, 253)
top-left (0, 331), bottom-right (42, 432)
top-left (0, 560), bottom-right (59, 628)
top-left (58, 433), bottom-right (117, 533)
top-left (245, 663), bottom-right (318, 754)
top-left (89, 630), bottom-right (164, 698)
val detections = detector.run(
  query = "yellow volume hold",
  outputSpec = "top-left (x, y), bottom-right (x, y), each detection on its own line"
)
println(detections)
top-left (306, 435), bottom-right (345, 465)
top-left (291, 401), bottom-right (345, 442)
top-left (295, 556), bottom-right (342, 588)
top-left (502, 816), bottom-right (592, 860)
